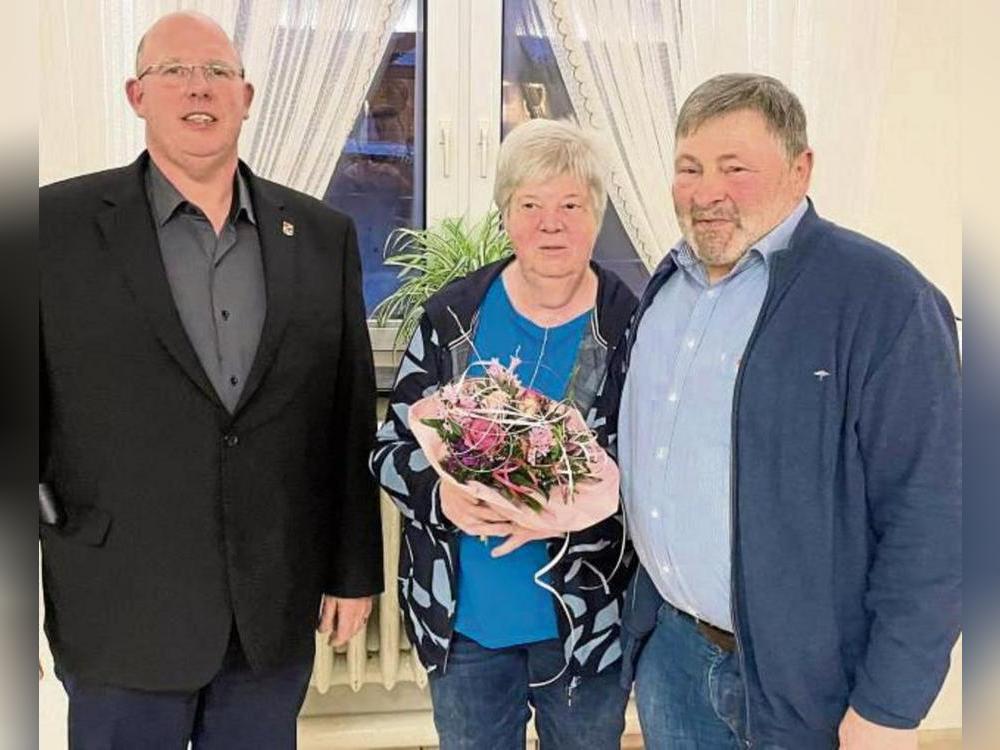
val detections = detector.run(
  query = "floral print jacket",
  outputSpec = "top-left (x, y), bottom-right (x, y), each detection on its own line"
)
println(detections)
top-left (369, 258), bottom-right (637, 685)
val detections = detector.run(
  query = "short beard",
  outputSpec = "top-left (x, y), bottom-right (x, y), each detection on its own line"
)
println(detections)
top-left (688, 232), bottom-right (751, 269)
top-left (683, 218), bottom-right (751, 271)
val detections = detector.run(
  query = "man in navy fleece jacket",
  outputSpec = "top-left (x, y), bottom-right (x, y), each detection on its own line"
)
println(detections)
top-left (609, 74), bottom-right (961, 749)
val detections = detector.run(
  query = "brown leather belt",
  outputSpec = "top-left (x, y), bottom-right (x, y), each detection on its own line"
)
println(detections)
top-left (696, 619), bottom-right (737, 653)
top-left (669, 602), bottom-right (737, 652)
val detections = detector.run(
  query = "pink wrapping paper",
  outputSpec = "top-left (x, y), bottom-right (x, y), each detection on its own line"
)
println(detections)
top-left (409, 394), bottom-right (620, 533)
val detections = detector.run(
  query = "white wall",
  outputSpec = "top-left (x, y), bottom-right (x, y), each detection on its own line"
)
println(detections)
top-left (859, 0), bottom-right (961, 318)
top-left (859, 0), bottom-right (962, 729)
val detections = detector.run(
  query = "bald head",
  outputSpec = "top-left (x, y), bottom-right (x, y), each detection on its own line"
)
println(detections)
top-left (135, 11), bottom-right (241, 76)
top-left (125, 10), bottom-right (254, 183)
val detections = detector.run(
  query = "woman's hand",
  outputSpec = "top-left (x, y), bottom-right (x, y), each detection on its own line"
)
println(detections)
top-left (439, 481), bottom-right (517, 538)
top-left (490, 527), bottom-right (558, 557)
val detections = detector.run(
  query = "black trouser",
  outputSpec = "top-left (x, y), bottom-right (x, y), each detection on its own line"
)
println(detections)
top-left (59, 626), bottom-right (313, 750)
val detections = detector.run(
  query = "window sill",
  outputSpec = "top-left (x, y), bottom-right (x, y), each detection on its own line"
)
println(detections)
top-left (368, 323), bottom-right (404, 393)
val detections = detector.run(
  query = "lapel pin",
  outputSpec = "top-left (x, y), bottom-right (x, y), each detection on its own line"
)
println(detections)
top-left (282, 220), bottom-right (295, 237)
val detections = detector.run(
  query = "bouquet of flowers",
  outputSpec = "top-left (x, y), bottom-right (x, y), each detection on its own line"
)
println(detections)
top-left (408, 357), bottom-right (619, 533)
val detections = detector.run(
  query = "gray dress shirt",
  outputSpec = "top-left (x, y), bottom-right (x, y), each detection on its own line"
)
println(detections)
top-left (618, 199), bottom-right (807, 631)
top-left (145, 162), bottom-right (266, 413)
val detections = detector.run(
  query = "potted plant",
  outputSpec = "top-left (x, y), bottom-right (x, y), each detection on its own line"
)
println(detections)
top-left (372, 209), bottom-right (513, 351)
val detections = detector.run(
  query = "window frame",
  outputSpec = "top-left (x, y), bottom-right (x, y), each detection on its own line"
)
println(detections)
top-left (368, 0), bottom-right (504, 390)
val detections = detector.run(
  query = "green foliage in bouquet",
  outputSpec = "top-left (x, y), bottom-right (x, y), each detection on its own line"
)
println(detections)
top-left (371, 209), bottom-right (513, 349)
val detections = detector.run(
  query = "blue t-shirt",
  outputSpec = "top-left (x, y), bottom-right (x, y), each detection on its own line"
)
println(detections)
top-left (453, 275), bottom-right (592, 648)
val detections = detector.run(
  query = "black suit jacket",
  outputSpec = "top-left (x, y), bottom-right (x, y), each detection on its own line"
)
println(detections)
top-left (40, 153), bottom-right (382, 691)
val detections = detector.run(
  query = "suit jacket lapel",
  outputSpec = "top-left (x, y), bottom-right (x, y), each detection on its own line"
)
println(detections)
top-left (97, 154), bottom-right (225, 410)
top-left (234, 168), bottom-right (296, 415)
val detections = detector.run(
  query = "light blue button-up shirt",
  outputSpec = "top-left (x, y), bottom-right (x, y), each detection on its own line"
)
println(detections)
top-left (618, 200), bottom-right (807, 631)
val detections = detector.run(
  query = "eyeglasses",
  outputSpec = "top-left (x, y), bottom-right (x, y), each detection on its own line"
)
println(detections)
top-left (137, 62), bottom-right (244, 83)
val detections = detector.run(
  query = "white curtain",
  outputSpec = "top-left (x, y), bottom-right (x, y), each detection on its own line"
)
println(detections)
top-left (40, 0), bottom-right (407, 196)
top-left (535, 0), bottom-right (898, 266)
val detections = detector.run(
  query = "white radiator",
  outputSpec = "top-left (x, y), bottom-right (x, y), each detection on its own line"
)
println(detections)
top-left (301, 491), bottom-right (644, 749)
top-left (309, 493), bottom-right (428, 694)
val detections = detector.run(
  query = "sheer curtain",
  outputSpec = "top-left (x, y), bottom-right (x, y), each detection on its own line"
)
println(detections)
top-left (40, 0), bottom-right (407, 196)
top-left (535, 0), bottom-right (898, 266)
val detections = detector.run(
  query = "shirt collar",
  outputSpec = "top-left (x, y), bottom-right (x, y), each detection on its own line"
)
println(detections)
top-left (145, 159), bottom-right (256, 228)
top-left (670, 197), bottom-right (809, 274)
top-left (753, 197), bottom-right (808, 261)
top-left (234, 167), bottom-right (256, 225)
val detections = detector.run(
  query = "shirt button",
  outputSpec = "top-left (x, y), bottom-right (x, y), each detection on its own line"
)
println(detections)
top-left (668, 392), bottom-right (678, 402)
top-left (224, 434), bottom-right (239, 447)
top-left (686, 338), bottom-right (696, 349)
top-left (221, 309), bottom-right (231, 321)
top-left (229, 375), bottom-right (239, 386)
top-left (707, 289), bottom-right (718, 298)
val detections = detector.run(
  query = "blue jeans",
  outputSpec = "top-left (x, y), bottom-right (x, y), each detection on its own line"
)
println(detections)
top-left (428, 633), bottom-right (629, 750)
top-left (635, 602), bottom-right (747, 749)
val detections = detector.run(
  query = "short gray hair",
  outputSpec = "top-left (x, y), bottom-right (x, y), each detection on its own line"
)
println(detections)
top-left (494, 119), bottom-right (608, 226)
top-left (676, 73), bottom-right (809, 158)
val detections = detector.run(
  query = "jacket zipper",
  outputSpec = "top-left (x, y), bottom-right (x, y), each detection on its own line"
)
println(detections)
top-left (439, 320), bottom-right (466, 678)
top-left (546, 532), bottom-right (581, 704)
top-left (441, 537), bottom-right (456, 675)
top-left (729, 258), bottom-right (779, 749)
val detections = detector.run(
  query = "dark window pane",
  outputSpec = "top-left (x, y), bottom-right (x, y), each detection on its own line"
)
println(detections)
top-left (324, 0), bottom-right (425, 315)
top-left (502, 0), bottom-right (650, 295)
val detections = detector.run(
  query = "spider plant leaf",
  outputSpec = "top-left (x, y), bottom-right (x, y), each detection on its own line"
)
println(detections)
top-left (374, 209), bottom-right (513, 349)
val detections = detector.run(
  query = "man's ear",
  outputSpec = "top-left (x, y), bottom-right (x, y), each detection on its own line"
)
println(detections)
top-left (125, 78), bottom-right (146, 118)
top-left (242, 81), bottom-right (255, 119)
top-left (793, 148), bottom-right (814, 188)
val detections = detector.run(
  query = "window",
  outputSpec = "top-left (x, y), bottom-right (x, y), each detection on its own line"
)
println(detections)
top-left (323, 0), bottom-right (425, 315)
top-left (315, 0), bottom-right (649, 387)
top-left (502, 0), bottom-right (650, 294)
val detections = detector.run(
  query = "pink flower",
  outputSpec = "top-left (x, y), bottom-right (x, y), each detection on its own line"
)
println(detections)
top-left (464, 417), bottom-right (505, 454)
top-left (486, 358), bottom-right (505, 380)
top-left (484, 357), bottom-right (524, 387)
top-left (528, 425), bottom-right (554, 458)
top-left (440, 383), bottom-right (461, 404)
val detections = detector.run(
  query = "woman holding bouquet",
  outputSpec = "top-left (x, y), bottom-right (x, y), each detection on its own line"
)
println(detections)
top-left (370, 119), bottom-right (638, 749)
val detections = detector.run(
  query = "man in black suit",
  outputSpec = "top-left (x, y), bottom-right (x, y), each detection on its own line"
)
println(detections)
top-left (39, 11), bottom-right (382, 748)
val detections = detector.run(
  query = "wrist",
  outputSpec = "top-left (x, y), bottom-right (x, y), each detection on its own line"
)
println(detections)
top-left (848, 695), bottom-right (920, 731)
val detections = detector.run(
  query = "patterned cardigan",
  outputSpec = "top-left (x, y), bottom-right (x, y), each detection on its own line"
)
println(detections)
top-left (369, 258), bottom-right (638, 686)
